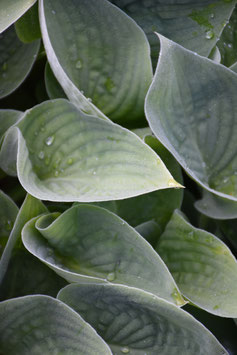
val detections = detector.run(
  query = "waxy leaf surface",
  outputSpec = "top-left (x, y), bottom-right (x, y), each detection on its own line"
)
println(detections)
top-left (0, 295), bottom-right (112, 355)
top-left (157, 210), bottom-right (237, 317)
top-left (111, 0), bottom-right (236, 64)
top-left (39, 0), bottom-right (152, 124)
top-left (146, 34), bottom-right (237, 204)
top-left (0, 0), bottom-right (37, 33)
top-left (22, 204), bottom-right (184, 306)
top-left (0, 99), bottom-right (178, 202)
top-left (0, 26), bottom-right (40, 99)
top-left (58, 283), bottom-right (227, 355)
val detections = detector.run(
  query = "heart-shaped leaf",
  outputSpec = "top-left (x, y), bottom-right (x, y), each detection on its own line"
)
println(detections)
top-left (0, 26), bottom-right (40, 99)
top-left (58, 283), bottom-right (227, 354)
top-left (0, 190), bottom-right (18, 257)
top-left (0, 194), bottom-right (47, 285)
top-left (0, 0), bottom-right (37, 33)
top-left (0, 99), bottom-right (180, 202)
top-left (39, 0), bottom-right (152, 124)
top-left (0, 295), bottom-right (112, 354)
top-left (157, 210), bottom-right (237, 317)
top-left (22, 204), bottom-right (185, 306)
top-left (111, 0), bottom-right (236, 64)
top-left (145, 34), bottom-right (237, 206)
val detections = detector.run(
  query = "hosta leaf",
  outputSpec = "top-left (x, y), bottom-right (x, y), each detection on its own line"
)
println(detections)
top-left (0, 190), bottom-right (18, 257)
top-left (0, 110), bottom-right (23, 140)
top-left (15, 3), bottom-right (41, 44)
top-left (0, 194), bottom-right (47, 285)
top-left (44, 61), bottom-right (66, 99)
top-left (195, 190), bottom-right (237, 219)
top-left (39, 0), bottom-right (152, 124)
top-left (218, 6), bottom-right (237, 67)
top-left (0, 0), bottom-right (37, 34)
top-left (145, 34), bottom-right (237, 205)
top-left (0, 295), bottom-right (112, 355)
top-left (0, 249), bottom-right (67, 301)
top-left (22, 204), bottom-right (184, 306)
top-left (0, 99), bottom-right (179, 202)
top-left (157, 210), bottom-right (237, 317)
top-left (111, 0), bottom-right (236, 65)
top-left (135, 220), bottom-right (161, 246)
top-left (116, 132), bottom-right (183, 230)
top-left (58, 283), bottom-right (227, 355)
top-left (0, 26), bottom-right (40, 99)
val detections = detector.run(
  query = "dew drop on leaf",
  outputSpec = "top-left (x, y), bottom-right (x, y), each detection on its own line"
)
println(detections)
top-left (205, 30), bottom-right (214, 40)
top-left (75, 60), bottom-right (82, 69)
top-left (38, 151), bottom-right (45, 160)
top-left (45, 136), bottom-right (54, 146)
top-left (121, 347), bottom-right (130, 354)
top-left (54, 170), bottom-right (59, 177)
top-left (106, 272), bottom-right (115, 282)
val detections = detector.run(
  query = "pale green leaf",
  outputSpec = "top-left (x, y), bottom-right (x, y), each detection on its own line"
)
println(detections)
top-left (0, 0), bottom-right (37, 33)
top-left (39, 0), bottom-right (152, 124)
top-left (0, 99), bottom-right (179, 202)
top-left (111, 0), bottom-right (236, 64)
top-left (0, 26), bottom-right (40, 99)
top-left (0, 194), bottom-right (47, 285)
top-left (0, 190), bottom-right (18, 257)
top-left (115, 133), bottom-right (183, 230)
top-left (0, 110), bottom-right (23, 140)
top-left (145, 34), bottom-right (237, 204)
top-left (157, 210), bottom-right (237, 317)
top-left (22, 204), bottom-right (185, 306)
top-left (58, 283), bottom-right (227, 355)
top-left (0, 295), bottom-right (112, 355)
top-left (195, 190), bottom-right (237, 219)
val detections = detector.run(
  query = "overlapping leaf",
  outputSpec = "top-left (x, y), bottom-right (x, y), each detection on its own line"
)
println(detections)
top-left (157, 210), bottom-right (237, 317)
top-left (0, 190), bottom-right (18, 257)
top-left (44, 62), bottom-right (66, 99)
top-left (15, 3), bottom-right (41, 44)
top-left (0, 99), bottom-right (180, 202)
top-left (0, 194), bottom-right (47, 285)
top-left (58, 283), bottom-right (227, 355)
top-left (0, 295), bottom-right (112, 354)
top-left (0, 110), bottom-right (23, 140)
top-left (0, 0), bottom-right (37, 33)
top-left (145, 34), bottom-right (237, 212)
top-left (39, 0), bottom-right (152, 124)
top-left (22, 204), bottom-right (184, 305)
top-left (0, 26), bottom-right (40, 99)
top-left (111, 0), bottom-right (236, 65)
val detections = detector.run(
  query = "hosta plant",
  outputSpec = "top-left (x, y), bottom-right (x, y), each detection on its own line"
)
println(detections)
top-left (0, 0), bottom-right (237, 354)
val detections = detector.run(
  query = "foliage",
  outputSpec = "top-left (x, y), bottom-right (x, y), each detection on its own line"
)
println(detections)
top-left (0, 0), bottom-right (237, 354)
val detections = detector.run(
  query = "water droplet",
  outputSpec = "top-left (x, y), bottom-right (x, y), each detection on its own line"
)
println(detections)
top-left (54, 170), bottom-right (59, 177)
top-left (87, 97), bottom-right (92, 103)
top-left (75, 60), bottom-right (82, 69)
top-left (52, 10), bottom-right (56, 14)
top-left (205, 30), bottom-right (214, 40)
top-left (210, 13), bottom-right (215, 19)
top-left (5, 220), bottom-right (13, 231)
top-left (45, 136), bottom-right (54, 146)
top-left (67, 158), bottom-right (73, 165)
top-left (106, 272), bottom-right (115, 282)
top-left (93, 171), bottom-right (96, 175)
top-left (104, 77), bottom-right (115, 92)
top-left (38, 151), bottom-right (45, 160)
top-left (121, 347), bottom-right (130, 354)
top-left (228, 43), bottom-right (233, 48)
